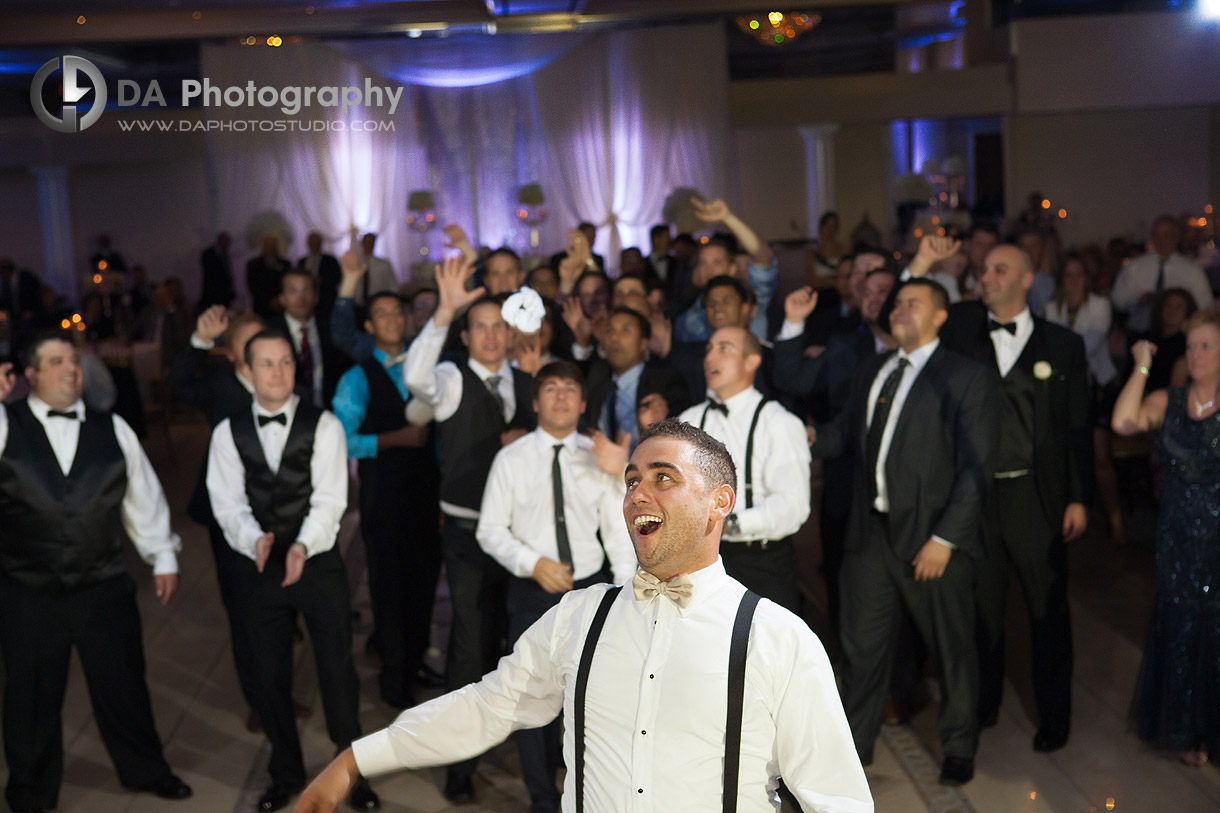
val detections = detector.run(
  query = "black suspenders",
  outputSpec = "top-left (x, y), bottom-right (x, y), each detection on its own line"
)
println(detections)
top-left (699, 398), bottom-right (768, 510)
top-left (573, 586), bottom-right (762, 813)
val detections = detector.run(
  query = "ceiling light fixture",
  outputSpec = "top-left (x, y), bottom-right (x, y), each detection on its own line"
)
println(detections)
top-left (735, 11), bottom-right (820, 46)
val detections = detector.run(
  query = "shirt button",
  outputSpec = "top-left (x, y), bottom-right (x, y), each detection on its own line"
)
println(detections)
top-left (638, 789), bottom-right (643, 794)
top-left (641, 730), bottom-right (646, 735)
top-left (649, 674), bottom-right (654, 679)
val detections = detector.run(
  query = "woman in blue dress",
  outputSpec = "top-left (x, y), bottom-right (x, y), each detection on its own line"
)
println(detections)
top-left (1113, 310), bottom-right (1220, 767)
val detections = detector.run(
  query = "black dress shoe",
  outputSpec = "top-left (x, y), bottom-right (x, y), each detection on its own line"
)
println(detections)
top-left (347, 775), bottom-right (381, 811)
top-left (130, 774), bottom-right (193, 800)
top-left (380, 688), bottom-right (417, 709)
top-left (1033, 722), bottom-right (1070, 752)
top-left (938, 756), bottom-right (974, 786)
top-left (257, 783), bottom-right (303, 812)
top-left (443, 772), bottom-right (475, 804)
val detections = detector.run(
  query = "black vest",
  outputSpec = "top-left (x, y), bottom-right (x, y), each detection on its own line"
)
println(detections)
top-left (996, 351), bottom-right (1037, 473)
top-left (436, 363), bottom-right (535, 511)
top-left (231, 402), bottom-right (322, 562)
top-left (0, 400), bottom-right (128, 589)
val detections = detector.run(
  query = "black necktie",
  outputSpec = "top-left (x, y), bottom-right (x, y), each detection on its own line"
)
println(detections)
top-left (552, 444), bottom-right (573, 565)
top-left (866, 358), bottom-right (909, 501)
top-left (988, 319), bottom-right (1017, 335)
top-left (706, 400), bottom-right (729, 416)
top-left (485, 375), bottom-right (506, 420)
top-left (604, 378), bottom-right (619, 441)
top-left (46, 409), bottom-right (79, 420)
top-left (1155, 258), bottom-right (1166, 295)
top-left (258, 413), bottom-right (287, 427)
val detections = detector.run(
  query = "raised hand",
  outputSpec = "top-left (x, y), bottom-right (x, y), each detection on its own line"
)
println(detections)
top-left (784, 286), bottom-right (819, 324)
top-left (513, 331), bottom-right (544, 375)
top-left (1132, 338), bottom-right (1157, 370)
top-left (692, 197), bottom-right (731, 224)
top-left (194, 305), bottom-right (229, 343)
top-left (433, 254), bottom-right (484, 328)
top-left (908, 234), bottom-right (963, 278)
top-left (338, 249), bottom-right (368, 299)
top-left (443, 223), bottom-right (469, 248)
top-left (566, 228), bottom-right (592, 262)
top-left (562, 297), bottom-right (592, 347)
top-left (591, 429), bottom-right (630, 477)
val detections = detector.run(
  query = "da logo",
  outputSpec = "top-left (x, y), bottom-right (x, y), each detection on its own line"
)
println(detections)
top-left (31, 56), bottom-right (107, 133)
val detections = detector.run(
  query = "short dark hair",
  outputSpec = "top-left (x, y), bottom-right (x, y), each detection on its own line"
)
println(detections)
top-left (650, 224), bottom-right (671, 240)
top-left (671, 234), bottom-right (697, 249)
top-left (532, 360), bottom-right (585, 400)
top-left (818, 211), bottom-right (839, 229)
top-left (612, 273), bottom-right (649, 294)
top-left (575, 269), bottom-right (610, 292)
top-left (610, 305), bottom-right (651, 340)
top-left (280, 267), bottom-right (315, 292)
top-left (969, 220), bottom-right (999, 239)
top-left (486, 247), bottom-right (521, 270)
top-left (1152, 214), bottom-right (1180, 233)
top-left (638, 418), bottom-right (737, 496)
top-left (898, 278), bottom-right (950, 313)
top-left (243, 328), bottom-right (294, 368)
top-left (703, 275), bottom-right (750, 304)
top-left (365, 290), bottom-right (404, 313)
top-left (23, 329), bottom-right (74, 371)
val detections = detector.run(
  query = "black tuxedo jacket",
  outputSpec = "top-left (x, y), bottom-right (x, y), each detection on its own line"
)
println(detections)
top-left (939, 301), bottom-right (1093, 527)
top-left (582, 358), bottom-right (691, 434)
top-left (167, 344), bottom-right (254, 525)
top-left (246, 255), bottom-right (290, 319)
top-left (199, 246), bottom-right (235, 308)
top-left (774, 327), bottom-right (880, 423)
top-left (298, 253), bottom-right (342, 323)
top-left (267, 314), bottom-right (351, 408)
top-left (812, 344), bottom-right (1000, 560)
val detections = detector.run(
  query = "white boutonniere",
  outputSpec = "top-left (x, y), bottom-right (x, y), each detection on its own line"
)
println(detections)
top-left (501, 286), bottom-right (546, 334)
top-left (1033, 360), bottom-right (1054, 381)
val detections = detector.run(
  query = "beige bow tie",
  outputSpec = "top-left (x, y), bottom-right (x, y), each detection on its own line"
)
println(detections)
top-left (632, 570), bottom-right (694, 609)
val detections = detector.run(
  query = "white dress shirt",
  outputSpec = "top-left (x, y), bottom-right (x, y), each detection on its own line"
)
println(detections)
top-left (477, 427), bottom-right (636, 583)
top-left (1111, 251), bottom-right (1214, 333)
top-left (206, 395), bottom-right (348, 560)
top-left (1042, 294), bottom-right (1117, 386)
top-left (403, 317), bottom-right (517, 519)
top-left (867, 339), bottom-right (934, 509)
top-left (284, 312), bottom-right (324, 407)
top-left (987, 307), bottom-right (1033, 378)
top-left (678, 388), bottom-right (811, 542)
top-left (351, 558), bottom-right (872, 813)
top-left (0, 396), bottom-right (181, 575)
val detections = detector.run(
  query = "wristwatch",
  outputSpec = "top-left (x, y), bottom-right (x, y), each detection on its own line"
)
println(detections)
top-left (584, 258), bottom-right (598, 270)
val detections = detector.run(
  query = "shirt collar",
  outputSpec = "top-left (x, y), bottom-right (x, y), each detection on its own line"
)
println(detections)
top-left (468, 356), bottom-right (512, 382)
top-left (233, 370), bottom-right (255, 394)
top-left (631, 557), bottom-right (730, 616)
top-left (987, 307), bottom-right (1032, 334)
top-left (612, 361), bottom-right (645, 388)
top-left (373, 345), bottom-right (408, 368)
top-left (28, 394), bottom-right (87, 422)
top-left (712, 386), bottom-right (761, 414)
top-left (895, 337), bottom-right (939, 373)
top-left (283, 313), bottom-right (315, 334)
top-left (535, 426), bottom-right (581, 453)
top-left (253, 393), bottom-right (299, 422)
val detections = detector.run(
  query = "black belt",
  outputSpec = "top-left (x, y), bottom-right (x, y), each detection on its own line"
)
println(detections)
top-left (719, 535), bottom-right (792, 553)
top-left (444, 515), bottom-right (479, 532)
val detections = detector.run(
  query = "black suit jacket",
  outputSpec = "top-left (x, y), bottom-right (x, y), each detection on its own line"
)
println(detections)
top-left (938, 301), bottom-right (1093, 527)
top-left (298, 253), bottom-right (342, 324)
top-left (246, 255), bottom-right (290, 319)
top-left (167, 344), bottom-right (254, 525)
top-left (267, 314), bottom-right (351, 408)
top-left (582, 358), bottom-right (691, 435)
top-left (774, 327), bottom-right (880, 423)
top-left (199, 246), bottom-right (235, 309)
top-left (812, 344), bottom-right (1001, 560)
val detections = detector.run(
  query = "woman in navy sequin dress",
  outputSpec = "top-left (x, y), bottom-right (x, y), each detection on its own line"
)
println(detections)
top-left (1113, 310), bottom-right (1220, 766)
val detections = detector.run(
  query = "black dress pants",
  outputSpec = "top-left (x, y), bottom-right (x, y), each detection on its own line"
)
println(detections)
top-left (0, 573), bottom-right (172, 811)
top-left (441, 517), bottom-right (508, 782)
top-left (241, 548), bottom-right (362, 789)
top-left (719, 536), bottom-right (800, 614)
top-left (360, 467), bottom-right (442, 703)
top-left (208, 522), bottom-right (262, 711)
top-left (975, 475), bottom-right (1073, 729)
top-left (507, 571), bottom-right (608, 813)
top-left (839, 511), bottom-right (978, 763)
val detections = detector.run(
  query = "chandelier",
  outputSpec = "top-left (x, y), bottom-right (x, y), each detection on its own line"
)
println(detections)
top-left (735, 11), bottom-right (820, 46)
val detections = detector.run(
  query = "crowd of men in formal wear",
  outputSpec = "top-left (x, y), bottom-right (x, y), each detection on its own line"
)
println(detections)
top-left (0, 200), bottom-right (1215, 813)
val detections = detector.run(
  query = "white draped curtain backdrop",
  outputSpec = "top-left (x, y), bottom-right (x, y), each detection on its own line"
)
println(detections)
top-left (202, 22), bottom-right (729, 286)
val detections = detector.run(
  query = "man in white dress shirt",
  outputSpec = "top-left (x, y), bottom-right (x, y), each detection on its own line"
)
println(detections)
top-left (294, 419), bottom-right (872, 813)
top-left (0, 334), bottom-right (192, 812)
top-left (678, 326), bottom-right (811, 613)
top-left (1112, 215), bottom-right (1214, 333)
top-left (207, 329), bottom-right (378, 813)
top-left (477, 360), bottom-right (636, 812)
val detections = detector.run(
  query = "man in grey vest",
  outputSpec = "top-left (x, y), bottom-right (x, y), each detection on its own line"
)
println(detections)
top-left (0, 333), bottom-right (192, 813)
top-left (294, 419), bottom-right (872, 813)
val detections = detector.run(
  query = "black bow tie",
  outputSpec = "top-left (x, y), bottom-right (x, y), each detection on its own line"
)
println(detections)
top-left (258, 413), bottom-right (287, 427)
top-left (706, 400), bottom-right (729, 416)
top-left (46, 409), bottom-right (79, 420)
top-left (988, 319), bottom-right (1017, 335)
